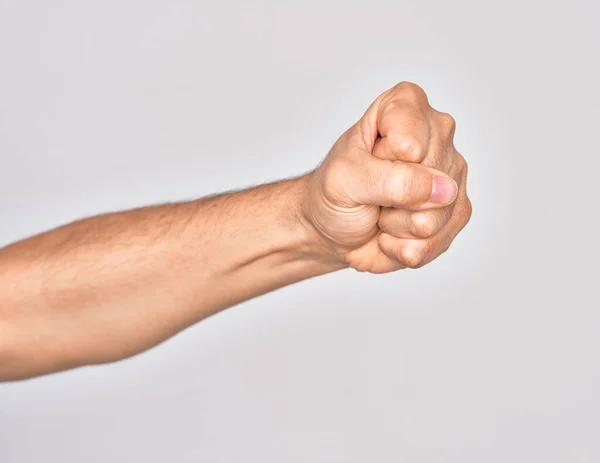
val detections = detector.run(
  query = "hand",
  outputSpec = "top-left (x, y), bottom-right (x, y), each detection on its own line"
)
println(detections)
top-left (304, 81), bottom-right (472, 273)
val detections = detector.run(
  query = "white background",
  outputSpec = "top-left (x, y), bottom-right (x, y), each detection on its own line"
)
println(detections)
top-left (1, 1), bottom-right (599, 461)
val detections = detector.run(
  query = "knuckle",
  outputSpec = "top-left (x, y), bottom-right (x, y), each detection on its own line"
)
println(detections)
top-left (452, 153), bottom-right (468, 182)
top-left (389, 133), bottom-right (426, 162)
top-left (453, 197), bottom-right (473, 229)
top-left (436, 112), bottom-right (456, 139)
top-left (400, 245), bottom-right (428, 269)
top-left (410, 212), bottom-right (439, 239)
top-left (457, 153), bottom-right (468, 171)
top-left (441, 112), bottom-right (456, 129)
top-left (394, 81), bottom-right (427, 100)
top-left (464, 197), bottom-right (473, 222)
top-left (442, 113), bottom-right (456, 131)
top-left (440, 238), bottom-right (452, 254)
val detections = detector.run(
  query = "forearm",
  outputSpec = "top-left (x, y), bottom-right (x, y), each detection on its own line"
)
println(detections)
top-left (0, 175), bottom-right (344, 381)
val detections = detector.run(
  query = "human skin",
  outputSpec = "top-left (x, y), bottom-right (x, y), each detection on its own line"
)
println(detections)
top-left (0, 82), bottom-right (471, 381)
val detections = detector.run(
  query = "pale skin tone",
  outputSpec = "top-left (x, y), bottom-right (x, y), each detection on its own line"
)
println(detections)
top-left (0, 82), bottom-right (471, 381)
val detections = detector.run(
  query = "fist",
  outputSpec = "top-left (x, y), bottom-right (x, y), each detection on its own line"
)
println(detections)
top-left (304, 81), bottom-right (472, 273)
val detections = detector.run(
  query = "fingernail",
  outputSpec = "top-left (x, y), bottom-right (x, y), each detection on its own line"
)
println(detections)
top-left (430, 176), bottom-right (458, 204)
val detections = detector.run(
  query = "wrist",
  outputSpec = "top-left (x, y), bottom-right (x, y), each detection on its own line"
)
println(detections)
top-left (289, 173), bottom-right (349, 271)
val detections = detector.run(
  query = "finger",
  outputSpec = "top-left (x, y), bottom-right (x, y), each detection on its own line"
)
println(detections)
top-left (421, 109), bottom-right (457, 171)
top-left (342, 232), bottom-right (406, 274)
top-left (378, 206), bottom-right (453, 239)
top-left (431, 109), bottom-right (457, 144)
top-left (374, 102), bottom-right (430, 163)
top-left (342, 155), bottom-right (459, 210)
top-left (358, 82), bottom-right (431, 161)
top-left (377, 194), bottom-right (472, 268)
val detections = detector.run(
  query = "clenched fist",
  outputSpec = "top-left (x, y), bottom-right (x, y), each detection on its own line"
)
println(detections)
top-left (305, 81), bottom-right (472, 273)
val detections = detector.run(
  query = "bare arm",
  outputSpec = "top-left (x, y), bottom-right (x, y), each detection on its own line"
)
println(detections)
top-left (0, 82), bottom-right (471, 381)
top-left (0, 177), bottom-right (342, 380)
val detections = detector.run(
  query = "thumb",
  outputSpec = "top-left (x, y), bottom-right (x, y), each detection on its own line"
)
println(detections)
top-left (345, 155), bottom-right (458, 210)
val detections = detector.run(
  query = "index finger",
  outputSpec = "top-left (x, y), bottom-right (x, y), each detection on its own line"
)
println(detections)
top-left (370, 82), bottom-right (432, 163)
